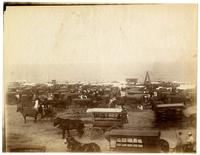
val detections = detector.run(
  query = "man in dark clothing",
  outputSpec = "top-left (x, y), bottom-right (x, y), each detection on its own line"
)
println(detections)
top-left (176, 132), bottom-right (183, 152)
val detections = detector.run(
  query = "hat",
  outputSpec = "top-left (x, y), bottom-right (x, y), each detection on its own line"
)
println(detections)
top-left (188, 132), bottom-right (192, 135)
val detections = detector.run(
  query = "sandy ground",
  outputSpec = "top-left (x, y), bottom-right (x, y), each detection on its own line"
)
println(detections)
top-left (4, 104), bottom-right (196, 152)
top-left (4, 104), bottom-right (110, 152)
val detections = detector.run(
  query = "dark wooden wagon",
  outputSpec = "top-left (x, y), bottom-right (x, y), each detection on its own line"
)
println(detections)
top-left (105, 129), bottom-right (169, 153)
top-left (152, 94), bottom-right (185, 120)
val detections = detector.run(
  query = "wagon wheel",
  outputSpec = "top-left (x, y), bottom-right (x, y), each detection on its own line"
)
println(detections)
top-left (159, 139), bottom-right (169, 153)
top-left (104, 127), bottom-right (120, 141)
top-left (90, 127), bottom-right (104, 140)
top-left (104, 131), bottom-right (110, 141)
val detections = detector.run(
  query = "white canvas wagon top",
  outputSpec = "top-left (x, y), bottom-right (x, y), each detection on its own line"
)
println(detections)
top-left (86, 108), bottom-right (123, 113)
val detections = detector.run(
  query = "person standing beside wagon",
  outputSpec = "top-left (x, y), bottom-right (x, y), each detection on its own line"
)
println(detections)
top-left (185, 132), bottom-right (195, 152)
top-left (34, 97), bottom-right (39, 110)
top-left (176, 132), bottom-right (183, 152)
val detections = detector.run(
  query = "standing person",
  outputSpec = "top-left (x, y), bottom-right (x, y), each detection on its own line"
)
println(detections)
top-left (15, 91), bottom-right (22, 111)
top-left (15, 90), bottom-right (20, 100)
top-left (34, 97), bottom-right (45, 118)
top-left (34, 97), bottom-right (39, 110)
top-left (185, 132), bottom-right (194, 152)
top-left (15, 91), bottom-right (21, 103)
top-left (176, 132), bottom-right (183, 152)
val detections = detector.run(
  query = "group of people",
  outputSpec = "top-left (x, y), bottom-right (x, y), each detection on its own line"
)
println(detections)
top-left (76, 88), bottom-right (109, 101)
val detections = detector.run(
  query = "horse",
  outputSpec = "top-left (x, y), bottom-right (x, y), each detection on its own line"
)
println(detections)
top-left (17, 105), bottom-right (39, 123)
top-left (54, 117), bottom-right (85, 139)
top-left (64, 136), bottom-right (101, 152)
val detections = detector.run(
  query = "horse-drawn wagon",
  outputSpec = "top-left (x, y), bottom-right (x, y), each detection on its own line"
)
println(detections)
top-left (54, 107), bottom-right (128, 139)
top-left (86, 107), bottom-right (128, 136)
top-left (152, 94), bottom-right (185, 120)
top-left (124, 86), bottom-right (149, 108)
top-left (105, 129), bottom-right (169, 153)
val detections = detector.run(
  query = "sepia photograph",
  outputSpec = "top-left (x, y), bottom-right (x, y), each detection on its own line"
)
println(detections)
top-left (3, 2), bottom-right (197, 153)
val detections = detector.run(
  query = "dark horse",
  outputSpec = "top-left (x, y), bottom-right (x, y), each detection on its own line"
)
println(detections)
top-left (64, 136), bottom-right (101, 152)
top-left (54, 117), bottom-right (85, 139)
top-left (17, 105), bottom-right (39, 123)
top-left (17, 104), bottom-right (56, 123)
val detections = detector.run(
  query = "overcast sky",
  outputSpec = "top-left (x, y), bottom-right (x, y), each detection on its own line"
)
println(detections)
top-left (4, 4), bottom-right (197, 83)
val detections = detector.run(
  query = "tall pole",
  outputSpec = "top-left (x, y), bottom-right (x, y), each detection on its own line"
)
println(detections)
top-left (144, 71), bottom-right (151, 85)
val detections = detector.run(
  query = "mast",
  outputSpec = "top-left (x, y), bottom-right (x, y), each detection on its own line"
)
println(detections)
top-left (144, 71), bottom-right (151, 85)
